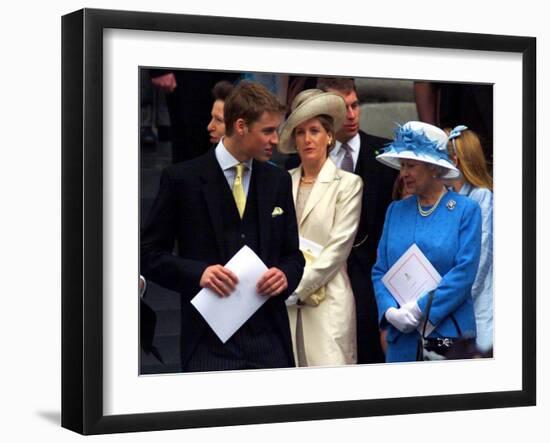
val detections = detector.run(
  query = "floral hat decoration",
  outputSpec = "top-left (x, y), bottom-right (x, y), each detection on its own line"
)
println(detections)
top-left (376, 121), bottom-right (460, 179)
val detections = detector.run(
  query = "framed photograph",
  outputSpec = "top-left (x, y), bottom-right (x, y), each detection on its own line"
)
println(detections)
top-left (62, 8), bottom-right (536, 435)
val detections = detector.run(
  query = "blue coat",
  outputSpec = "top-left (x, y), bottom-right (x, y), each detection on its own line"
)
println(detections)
top-left (372, 191), bottom-right (482, 362)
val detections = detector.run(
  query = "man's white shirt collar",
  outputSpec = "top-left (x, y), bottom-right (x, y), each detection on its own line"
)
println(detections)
top-left (215, 138), bottom-right (253, 196)
top-left (215, 138), bottom-right (253, 171)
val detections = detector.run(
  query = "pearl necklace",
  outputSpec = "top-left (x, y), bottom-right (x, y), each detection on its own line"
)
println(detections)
top-left (417, 189), bottom-right (447, 217)
top-left (300, 177), bottom-right (316, 184)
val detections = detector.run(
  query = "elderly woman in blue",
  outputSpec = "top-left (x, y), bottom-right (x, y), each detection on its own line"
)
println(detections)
top-left (372, 121), bottom-right (482, 362)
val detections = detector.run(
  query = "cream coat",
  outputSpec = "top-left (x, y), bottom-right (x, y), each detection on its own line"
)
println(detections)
top-left (288, 158), bottom-right (363, 366)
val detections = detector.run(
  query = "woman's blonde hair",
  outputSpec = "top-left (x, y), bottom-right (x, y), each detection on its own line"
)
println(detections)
top-left (445, 128), bottom-right (493, 191)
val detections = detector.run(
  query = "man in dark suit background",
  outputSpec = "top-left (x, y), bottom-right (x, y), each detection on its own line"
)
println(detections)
top-left (286, 78), bottom-right (396, 363)
top-left (150, 69), bottom-right (240, 164)
top-left (141, 81), bottom-right (305, 372)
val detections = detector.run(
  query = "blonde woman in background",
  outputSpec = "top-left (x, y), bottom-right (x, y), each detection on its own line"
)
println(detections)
top-left (445, 126), bottom-right (493, 353)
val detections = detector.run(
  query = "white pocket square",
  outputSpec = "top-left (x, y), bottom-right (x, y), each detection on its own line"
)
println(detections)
top-left (271, 207), bottom-right (284, 217)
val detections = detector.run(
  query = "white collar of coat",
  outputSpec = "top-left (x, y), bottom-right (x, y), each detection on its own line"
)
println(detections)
top-left (291, 158), bottom-right (343, 226)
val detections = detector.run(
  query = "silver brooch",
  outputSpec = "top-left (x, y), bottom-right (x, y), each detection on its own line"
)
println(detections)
top-left (446, 199), bottom-right (456, 210)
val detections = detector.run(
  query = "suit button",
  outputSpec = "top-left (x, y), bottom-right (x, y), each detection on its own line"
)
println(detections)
top-left (241, 234), bottom-right (246, 239)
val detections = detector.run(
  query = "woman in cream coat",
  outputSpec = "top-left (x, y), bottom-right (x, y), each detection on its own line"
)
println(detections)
top-left (279, 89), bottom-right (363, 366)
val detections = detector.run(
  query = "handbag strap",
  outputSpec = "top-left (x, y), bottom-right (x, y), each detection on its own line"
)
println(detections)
top-left (416, 290), bottom-right (435, 361)
top-left (420, 290), bottom-right (462, 337)
top-left (421, 290), bottom-right (435, 339)
top-left (450, 314), bottom-right (463, 336)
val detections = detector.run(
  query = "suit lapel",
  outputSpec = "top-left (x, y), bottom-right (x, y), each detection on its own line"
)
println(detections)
top-left (253, 161), bottom-right (277, 260)
top-left (355, 131), bottom-right (377, 234)
top-left (356, 130), bottom-right (395, 238)
top-left (200, 151), bottom-right (228, 260)
top-left (354, 131), bottom-right (370, 178)
top-left (290, 166), bottom-right (301, 206)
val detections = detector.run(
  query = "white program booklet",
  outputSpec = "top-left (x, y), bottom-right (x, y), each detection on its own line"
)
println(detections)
top-left (191, 245), bottom-right (269, 343)
top-left (381, 243), bottom-right (441, 336)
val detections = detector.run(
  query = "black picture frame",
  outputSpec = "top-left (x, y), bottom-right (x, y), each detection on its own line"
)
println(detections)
top-left (62, 8), bottom-right (536, 435)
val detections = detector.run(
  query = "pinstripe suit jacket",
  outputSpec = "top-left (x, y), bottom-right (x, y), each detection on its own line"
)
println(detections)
top-left (141, 150), bottom-right (304, 368)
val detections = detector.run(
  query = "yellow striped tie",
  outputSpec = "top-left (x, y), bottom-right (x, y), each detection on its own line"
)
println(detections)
top-left (232, 163), bottom-right (246, 218)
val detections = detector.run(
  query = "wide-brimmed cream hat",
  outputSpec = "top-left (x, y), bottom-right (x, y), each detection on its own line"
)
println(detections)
top-left (376, 121), bottom-right (460, 179)
top-left (278, 89), bottom-right (346, 154)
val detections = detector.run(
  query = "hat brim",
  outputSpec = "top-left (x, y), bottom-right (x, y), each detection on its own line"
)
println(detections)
top-left (278, 93), bottom-right (346, 154)
top-left (376, 150), bottom-right (460, 179)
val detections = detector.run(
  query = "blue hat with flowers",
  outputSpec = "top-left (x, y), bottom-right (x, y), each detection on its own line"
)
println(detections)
top-left (376, 121), bottom-right (460, 179)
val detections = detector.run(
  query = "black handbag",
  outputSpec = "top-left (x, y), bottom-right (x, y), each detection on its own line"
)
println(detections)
top-left (416, 290), bottom-right (477, 360)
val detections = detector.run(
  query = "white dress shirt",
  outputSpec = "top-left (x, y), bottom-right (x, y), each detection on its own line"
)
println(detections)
top-left (215, 139), bottom-right (253, 197)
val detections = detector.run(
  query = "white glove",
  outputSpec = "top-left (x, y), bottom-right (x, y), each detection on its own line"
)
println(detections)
top-left (285, 293), bottom-right (299, 307)
top-left (402, 301), bottom-right (423, 323)
top-left (385, 302), bottom-right (422, 333)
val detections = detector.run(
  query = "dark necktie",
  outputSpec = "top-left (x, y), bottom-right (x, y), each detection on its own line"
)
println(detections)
top-left (340, 143), bottom-right (354, 172)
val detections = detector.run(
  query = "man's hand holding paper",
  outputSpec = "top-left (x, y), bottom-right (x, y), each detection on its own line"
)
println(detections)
top-left (192, 246), bottom-right (289, 343)
top-left (256, 267), bottom-right (288, 297)
top-left (200, 265), bottom-right (239, 297)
